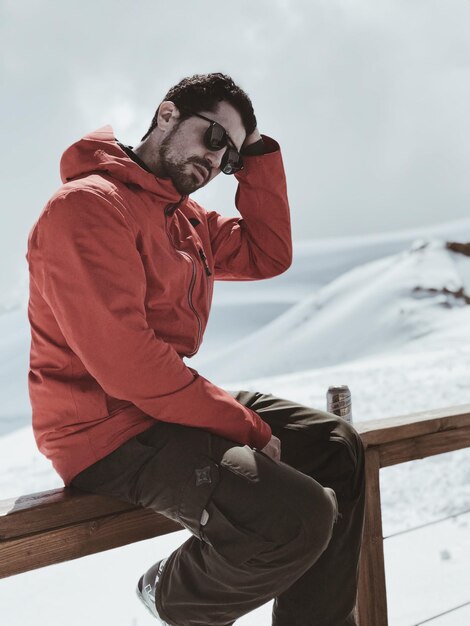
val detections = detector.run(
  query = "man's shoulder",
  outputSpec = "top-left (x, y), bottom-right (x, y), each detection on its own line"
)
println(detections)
top-left (50, 173), bottom-right (122, 204)
top-left (39, 174), bottom-right (141, 234)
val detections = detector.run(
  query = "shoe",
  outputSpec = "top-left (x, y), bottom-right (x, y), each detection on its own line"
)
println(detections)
top-left (136, 557), bottom-right (170, 624)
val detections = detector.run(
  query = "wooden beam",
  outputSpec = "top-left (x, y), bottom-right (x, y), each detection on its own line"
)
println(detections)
top-left (356, 405), bottom-right (470, 447)
top-left (357, 449), bottom-right (388, 626)
top-left (0, 507), bottom-right (182, 579)
top-left (378, 425), bottom-right (470, 467)
top-left (0, 487), bottom-right (133, 540)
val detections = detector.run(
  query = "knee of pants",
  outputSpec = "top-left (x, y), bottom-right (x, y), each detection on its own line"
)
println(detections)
top-left (260, 482), bottom-right (338, 571)
top-left (294, 483), bottom-right (338, 561)
top-left (201, 482), bottom-right (337, 569)
top-left (199, 446), bottom-right (336, 568)
top-left (334, 419), bottom-right (365, 466)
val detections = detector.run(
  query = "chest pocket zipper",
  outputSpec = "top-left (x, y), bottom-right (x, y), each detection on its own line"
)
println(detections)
top-left (199, 248), bottom-right (212, 277)
top-left (164, 205), bottom-right (212, 356)
top-left (177, 249), bottom-right (202, 356)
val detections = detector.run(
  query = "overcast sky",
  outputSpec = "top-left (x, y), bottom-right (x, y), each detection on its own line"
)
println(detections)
top-left (2, 0), bottom-right (470, 303)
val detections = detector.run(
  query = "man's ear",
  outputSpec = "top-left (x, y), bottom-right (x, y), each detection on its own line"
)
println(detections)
top-left (157, 101), bottom-right (180, 131)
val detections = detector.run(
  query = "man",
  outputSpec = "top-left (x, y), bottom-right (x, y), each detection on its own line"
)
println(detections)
top-left (26, 73), bottom-right (365, 626)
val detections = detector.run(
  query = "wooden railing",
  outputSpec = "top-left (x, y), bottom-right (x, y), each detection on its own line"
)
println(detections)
top-left (1, 405), bottom-right (470, 625)
top-left (356, 404), bottom-right (470, 625)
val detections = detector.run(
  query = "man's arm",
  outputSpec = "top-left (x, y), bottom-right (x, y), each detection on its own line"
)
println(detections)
top-left (206, 135), bottom-right (292, 281)
top-left (28, 189), bottom-right (271, 449)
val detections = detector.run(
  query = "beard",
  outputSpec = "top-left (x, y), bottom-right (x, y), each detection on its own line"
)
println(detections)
top-left (157, 125), bottom-right (211, 196)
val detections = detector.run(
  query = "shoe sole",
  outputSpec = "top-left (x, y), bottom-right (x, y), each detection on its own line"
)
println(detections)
top-left (136, 575), bottom-right (159, 620)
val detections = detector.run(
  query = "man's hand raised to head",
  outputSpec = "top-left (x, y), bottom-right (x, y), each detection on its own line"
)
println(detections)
top-left (242, 127), bottom-right (263, 151)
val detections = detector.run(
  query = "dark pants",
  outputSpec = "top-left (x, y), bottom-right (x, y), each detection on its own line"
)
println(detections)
top-left (71, 391), bottom-right (365, 626)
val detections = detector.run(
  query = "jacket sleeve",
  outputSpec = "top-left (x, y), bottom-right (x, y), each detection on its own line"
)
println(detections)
top-left (29, 188), bottom-right (271, 450)
top-left (206, 136), bottom-right (292, 280)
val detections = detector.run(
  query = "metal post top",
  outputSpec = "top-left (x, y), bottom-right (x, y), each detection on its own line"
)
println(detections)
top-left (327, 385), bottom-right (350, 393)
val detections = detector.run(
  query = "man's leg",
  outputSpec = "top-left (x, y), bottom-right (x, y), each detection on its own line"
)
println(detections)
top-left (71, 418), bottom-right (339, 626)
top-left (230, 390), bottom-right (366, 626)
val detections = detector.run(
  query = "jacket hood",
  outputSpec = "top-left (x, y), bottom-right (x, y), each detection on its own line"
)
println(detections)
top-left (60, 125), bottom-right (182, 202)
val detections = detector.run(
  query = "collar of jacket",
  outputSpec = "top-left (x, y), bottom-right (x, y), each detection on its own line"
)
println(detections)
top-left (59, 125), bottom-right (183, 205)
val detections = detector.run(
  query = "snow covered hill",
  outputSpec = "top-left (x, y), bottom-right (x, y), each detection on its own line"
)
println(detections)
top-left (197, 239), bottom-right (470, 383)
top-left (211, 216), bottom-right (470, 305)
top-left (185, 217), bottom-right (470, 360)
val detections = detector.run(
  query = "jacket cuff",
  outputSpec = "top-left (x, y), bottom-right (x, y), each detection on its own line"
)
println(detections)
top-left (241, 135), bottom-right (279, 157)
top-left (241, 138), bottom-right (265, 156)
top-left (259, 135), bottom-right (280, 153)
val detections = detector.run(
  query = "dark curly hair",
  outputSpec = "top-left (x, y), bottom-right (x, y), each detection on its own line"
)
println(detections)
top-left (141, 73), bottom-right (257, 140)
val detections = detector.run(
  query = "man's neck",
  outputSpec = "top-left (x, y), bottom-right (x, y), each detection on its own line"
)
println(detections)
top-left (118, 142), bottom-right (154, 174)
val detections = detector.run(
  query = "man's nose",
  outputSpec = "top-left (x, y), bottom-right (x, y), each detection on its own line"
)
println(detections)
top-left (204, 148), bottom-right (225, 170)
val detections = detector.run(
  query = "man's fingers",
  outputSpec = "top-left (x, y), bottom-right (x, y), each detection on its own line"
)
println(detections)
top-left (260, 435), bottom-right (281, 461)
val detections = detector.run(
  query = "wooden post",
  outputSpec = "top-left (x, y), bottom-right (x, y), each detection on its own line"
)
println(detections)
top-left (357, 448), bottom-right (388, 626)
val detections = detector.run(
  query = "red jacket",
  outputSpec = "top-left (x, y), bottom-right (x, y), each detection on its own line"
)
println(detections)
top-left (26, 126), bottom-right (292, 485)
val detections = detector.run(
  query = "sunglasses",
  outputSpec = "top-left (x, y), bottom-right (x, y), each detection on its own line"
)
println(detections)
top-left (181, 109), bottom-right (244, 175)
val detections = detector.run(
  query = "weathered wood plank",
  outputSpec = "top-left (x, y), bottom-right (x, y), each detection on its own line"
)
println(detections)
top-left (378, 425), bottom-right (470, 468)
top-left (357, 449), bottom-right (388, 626)
top-left (0, 487), bottom-right (134, 540)
top-left (0, 507), bottom-right (182, 579)
top-left (356, 405), bottom-right (470, 447)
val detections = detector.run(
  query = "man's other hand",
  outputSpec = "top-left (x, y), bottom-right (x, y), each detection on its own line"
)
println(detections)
top-left (259, 435), bottom-right (281, 462)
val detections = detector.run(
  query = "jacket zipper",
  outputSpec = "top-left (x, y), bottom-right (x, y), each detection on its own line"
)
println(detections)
top-left (178, 250), bottom-right (202, 356)
top-left (164, 197), bottom-right (203, 356)
top-left (198, 248), bottom-right (212, 277)
top-left (199, 247), bottom-right (213, 313)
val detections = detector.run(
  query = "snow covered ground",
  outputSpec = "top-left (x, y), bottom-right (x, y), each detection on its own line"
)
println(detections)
top-left (1, 219), bottom-right (469, 625)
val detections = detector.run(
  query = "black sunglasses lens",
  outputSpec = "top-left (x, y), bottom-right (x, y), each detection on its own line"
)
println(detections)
top-left (221, 149), bottom-right (243, 175)
top-left (198, 118), bottom-right (242, 174)
top-left (206, 122), bottom-right (226, 150)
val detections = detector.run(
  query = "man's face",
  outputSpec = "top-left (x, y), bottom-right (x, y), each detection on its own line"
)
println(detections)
top-left (158, 101), bottom-right (246, 195)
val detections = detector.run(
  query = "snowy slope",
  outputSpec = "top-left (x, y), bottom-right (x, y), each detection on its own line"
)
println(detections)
top-left (197, 240), bottom-right (470, 382)
top-left (212, 216), bottom-right (470, 305)
top-left (193, 217), bottom-right (470, 364)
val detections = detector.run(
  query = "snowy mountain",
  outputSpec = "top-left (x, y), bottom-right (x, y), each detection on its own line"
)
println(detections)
top-left (197, 239), bottom-right (470, 382)
top-left (192, 217), bottom-right (470, 362)
top-left (211, 216), bottom-right (470, 305)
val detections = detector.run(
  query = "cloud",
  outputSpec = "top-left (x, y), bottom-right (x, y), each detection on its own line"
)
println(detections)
top-left (2, 0), bottom-right (470, 300)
